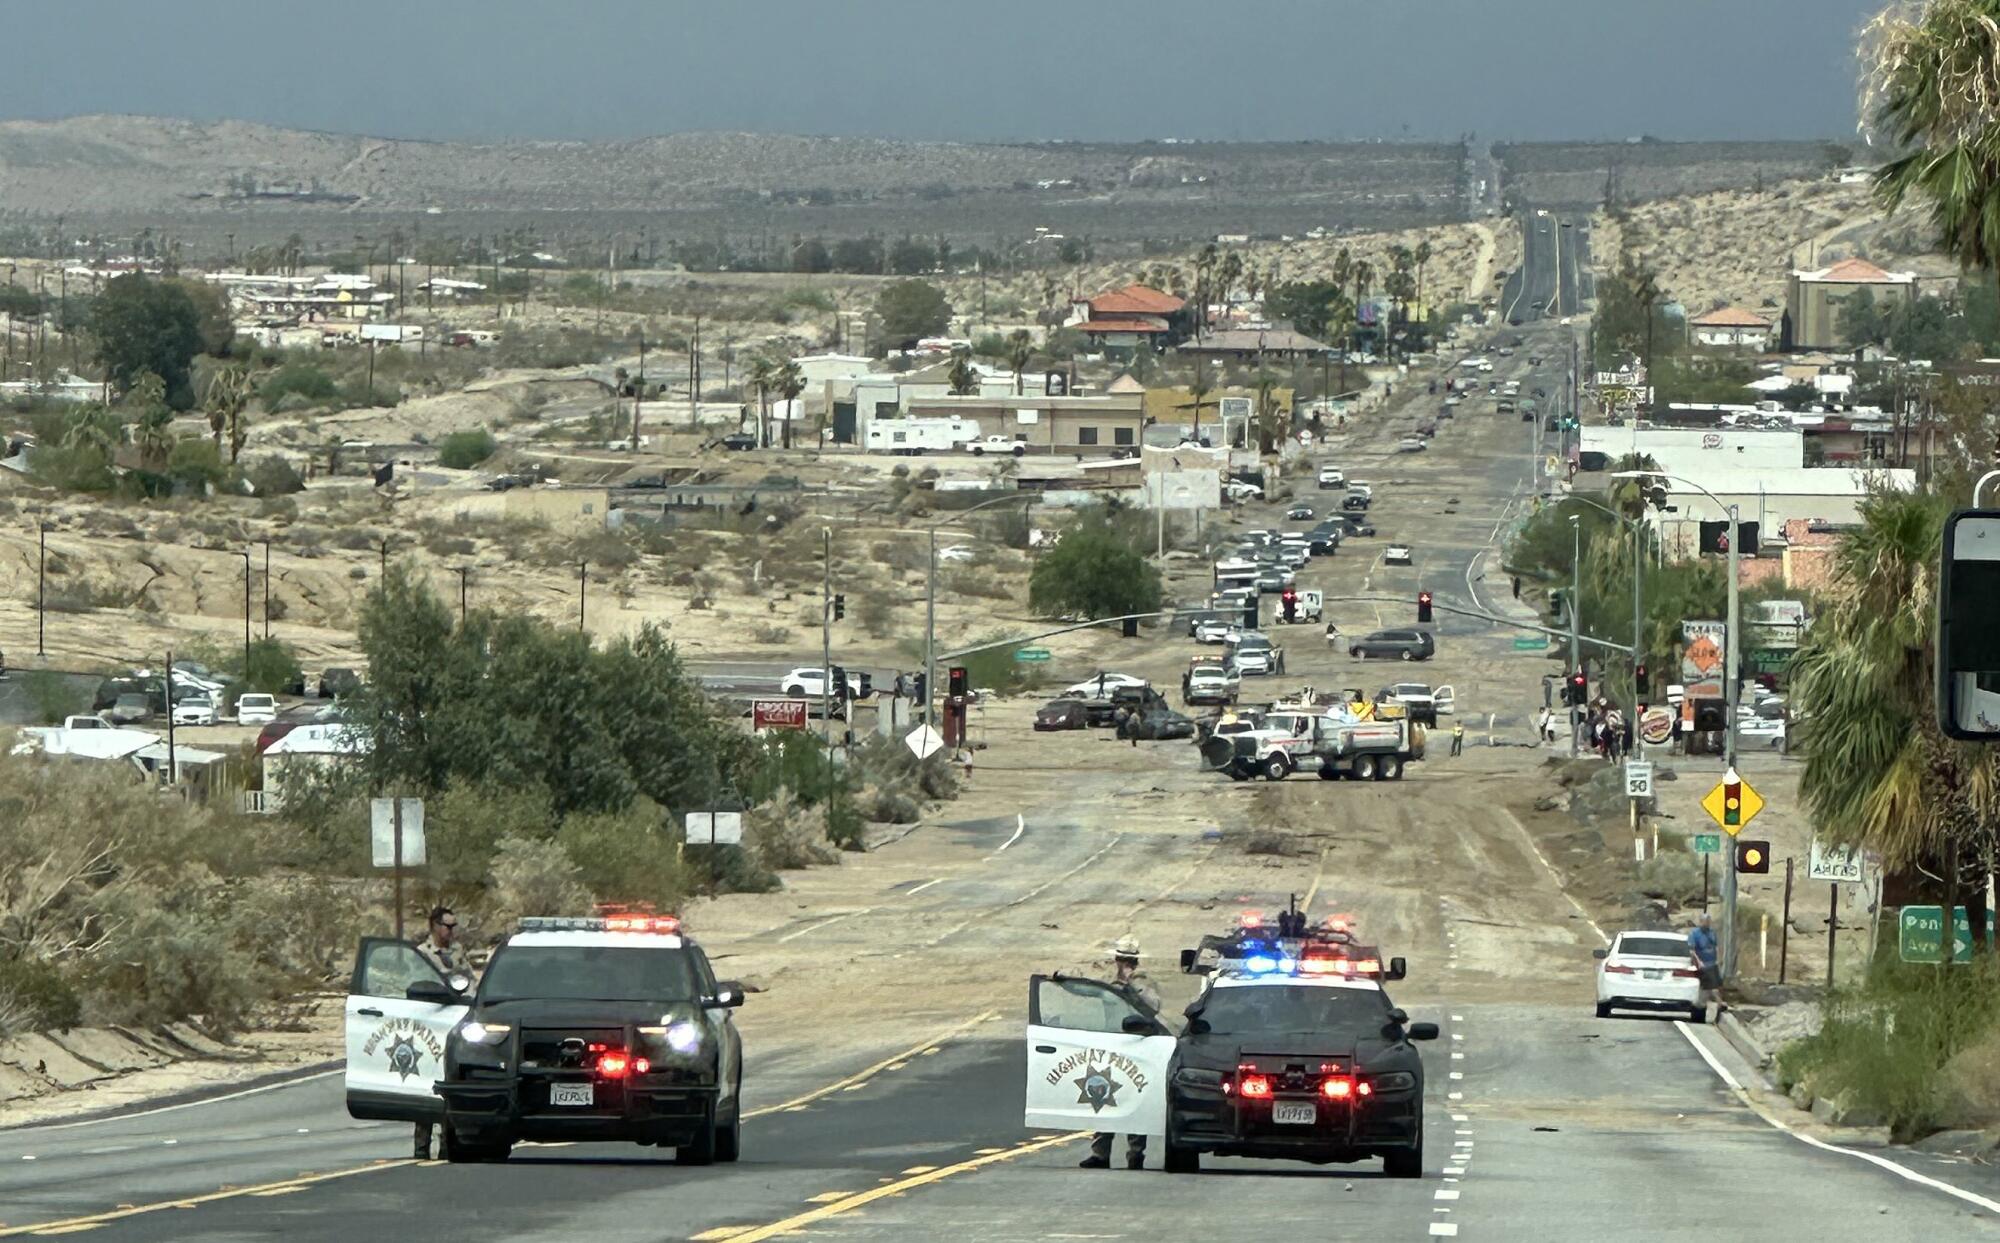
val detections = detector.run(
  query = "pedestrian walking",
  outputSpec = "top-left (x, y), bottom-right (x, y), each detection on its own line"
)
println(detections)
top-left (412, 906), bottom-right (470, 1159)
top-left (1080, 936), bottom-right (1158, 1171)
top-left (1688, 913), bottom-right (1720, 1012)
top-left (892, 671), bottom-right (907, 700)
top-left (1449, 720), bottom-right (1464, 757)
top-left (1324, 621), bottom-right (1341, 649)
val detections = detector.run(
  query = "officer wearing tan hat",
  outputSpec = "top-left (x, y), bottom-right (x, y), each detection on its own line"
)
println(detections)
top-left (1079, 936), bottom-right (1159, 1170)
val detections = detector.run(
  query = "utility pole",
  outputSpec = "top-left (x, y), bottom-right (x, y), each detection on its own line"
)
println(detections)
top-left (1722, 501), bottom-right (1742, 981)
top-left (455, 566), bottom-right (470, 626)
top-left (578, 561), bottom-right (588, 631)
top-left (37, 522), bottom-right (47, 656)
top-left (261, 540), bottom-right (271, 639)
top-left (690, 314), bottom-right (703, 430)
top-left (164, 647), bottom-right (177, 788)
top-left (924, 526), bottom-right (937, 729)
top-left (821, 527), bottom-right (834, 746)
top-left (1568, 516), bottom-right (1581, 758)
top-left (240, 550), bottom-right (252, 680)
top-left (632, 331), bottom-right (646, 452)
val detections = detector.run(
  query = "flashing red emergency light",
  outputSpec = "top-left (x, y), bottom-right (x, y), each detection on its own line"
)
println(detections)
top-left (1417, 591), bottom-right (1434, 624)
top-left (604, 915), bottom-right (681, 934)
top-left (1320, 1077), bottom-right (1355, 1099)
top-left (1239, 911), bottom-right (1264, 928)
top-left (1237, 1070), bottom-right (1273, 1099)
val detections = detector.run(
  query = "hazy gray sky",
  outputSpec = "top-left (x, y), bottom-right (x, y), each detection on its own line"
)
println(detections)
top-left (1, 0), bottom-right (1880, 143)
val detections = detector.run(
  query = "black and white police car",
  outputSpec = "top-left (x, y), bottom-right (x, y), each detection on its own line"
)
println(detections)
top-left (1024, 923), bottom-right (1434, 1178)
top-left (344, 914), bottom-right (745, 1163)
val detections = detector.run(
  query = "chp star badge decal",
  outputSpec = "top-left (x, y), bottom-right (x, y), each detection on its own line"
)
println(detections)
top-left (387, 1034), bottom-right (424, 1081)
top-left (1073, 1067), bottom-right (1124, 1113)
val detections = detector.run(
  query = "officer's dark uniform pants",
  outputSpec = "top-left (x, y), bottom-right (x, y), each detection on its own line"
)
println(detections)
top-left (1091, 1132), bottom-right (1146, 1163)
top-left (414, 1121), bottom-right (433, 1158)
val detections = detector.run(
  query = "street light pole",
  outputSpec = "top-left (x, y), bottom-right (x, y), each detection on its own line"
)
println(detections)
top-left (1562, 493), bottom-right (1646, 721)
top-left (261, 540), bottom-right (271, 640)
top-left (240, 550), bottom-right (252, 679)
top-left (578, 561), bottom-right (588, 631)
top-left (821, 527), bottom-right (833, 745)
top-left (1568, 516), bottom-right (1581, 758)
top-left (36, 522), bottom-right (47, 656)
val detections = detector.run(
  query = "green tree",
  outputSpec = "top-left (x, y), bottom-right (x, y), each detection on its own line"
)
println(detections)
top-left (1005, 329), bottom-right (1034, 396)
top-left (1265, 280), bottom-right (1345, 339)
top-left (946, 351), bottom-right (978, 396)
top-left (874, 280), bottom-right (951, 347)
top-left (1027, 513), bottom-right (1162, 621)
top-left (791, 237), bottom-right (833, 274)
top-left (1790, 487), bottom-right (2000, 938)
top-left (888, 237), bottom-right (937, 276)
top-left (1865, 0), bottom-right (2000, 302)
top-left (1840, 288), bottom-right (1890, 347)
top-left (91, 275), bottom-right (204, 408)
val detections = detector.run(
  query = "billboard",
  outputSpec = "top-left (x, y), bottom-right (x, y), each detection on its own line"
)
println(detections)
top-left (751, 699), bottom-right (809, 731)
top-left (1680, 620), bottom-right (1727, 715)
top-left (1747, 600), bottom-right (1808, 650)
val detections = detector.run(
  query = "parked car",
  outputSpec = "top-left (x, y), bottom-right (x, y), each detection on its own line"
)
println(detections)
top-left (1285, 504), bottom-right (1315, 520)
top-left (1034, 699), bottom-right (1090, 731)
top-left (319, 667), bottom-right (362, 699)
top-left (1116, 707), bottom-right (1197, 742)
top-left (967, 436), bottom-right (1027, 457)
top-left (1384, 544), bottom-right (1414, 566)
top-left (1339, 516), bottom-right (1377, 537)
top-left (1349, 629), bottom-right (1436, 662)
top-left (1316, 466), bottom-right (1346, 488)
top-left (1342, 493), bottom-right (1372, 511)
top-left (937, 544), bottom-right (976, 563)
top-left (171, 692), bottom-right (217, 727)
top-left (1254, 567), bottom-right (1294, 593)
top-left (781, 667), bottom-right (871, 699)
top-left (107, 693), bottom-right (154, 725)
top-left (719, 432), bottom-right (757, 450)
top-left (1396, 438), bottom-right (1427, 453)
top-left (1063, 672), bottom-right (1149, 699)
top-left (1183, 663), bottom-right (1240, 707)
top-left (1227, 635), bottom-right (1285, 677)
top-left (1192, 616), bottom-right (1237, 644)
top-left (235, 693), bottom-right (278, 724)
top-left (1736, 715), bottom-right (1787, 750)
top-left (1375, 682), bottom-right (1455, 727)
top-left (1595, 930), bottom-right (1705, 1022)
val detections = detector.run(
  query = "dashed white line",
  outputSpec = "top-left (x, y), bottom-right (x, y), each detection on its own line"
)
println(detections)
top-left (1436, 1189), bottom-right (1461, 1201)
top-left (1449, 1072), bottom-right (1464, 1080)
top-left (1430, 1223), bottom-right (1460, 1237)
top-left (903, 878), bottom-right (944, 898)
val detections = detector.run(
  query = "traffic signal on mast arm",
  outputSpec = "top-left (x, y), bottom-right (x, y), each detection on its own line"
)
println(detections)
top-left (1417, 591), bottom-right (1434, 624)
top-left (833, 593), bottom-right (847, 621)
top-left (1735, 839), bottom-right (1771, 874)
top-left (1567, 670), bottom-right (1588, 706)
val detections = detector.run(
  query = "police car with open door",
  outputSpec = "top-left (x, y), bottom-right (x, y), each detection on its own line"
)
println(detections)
top-left (344, 914), bottom-right (745, 1164)
top-left (1024, 936), bottom-right (1434, 1178)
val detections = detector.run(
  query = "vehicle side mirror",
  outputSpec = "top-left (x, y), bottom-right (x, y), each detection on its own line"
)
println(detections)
top-left (709, 981), bottom-right (747, 1009)
top-left (1385, 1007), bottom-right (1408, 1026)
top-left (1937, 509), bottom-right (2000, 740)
top-left (1386, 956), bottom-right (1407, 981)
top-left (1179, 948), bottom-right (1199, 973)
top-left (407, 979), bottom-right (463, 1005)
top-left (1406, 1022), bottom-right (1440, 1042)
top-left (1592, 948), bottom-right (1608, 960)
top-left (1121, 1014), bottom-right (1157, 1035)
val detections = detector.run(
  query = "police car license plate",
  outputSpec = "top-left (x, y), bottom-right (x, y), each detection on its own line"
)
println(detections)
top-left (550, 1083), bottom-right (594, 1107)
top-left (1642, 969), bottom-right (1663, 980)
top-left (1272, 1102), bottom-right (1316, 1125)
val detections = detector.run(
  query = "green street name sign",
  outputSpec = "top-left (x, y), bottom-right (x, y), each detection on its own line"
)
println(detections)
top-left (1898, 905), bottom-right (1973, 965)
top-left (1512, 635), bottom-right (1549, 651)
top-left (1013, 648), bottom-right (1052, 662)
top-left (1691, 833), bottom-right (1722, 855)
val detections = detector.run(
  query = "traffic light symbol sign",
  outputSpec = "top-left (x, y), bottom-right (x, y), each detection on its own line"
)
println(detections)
top-left (1736, 839), bottom-right (1770, 874)
top-left (1723, 781), bottom-right (1741, 828)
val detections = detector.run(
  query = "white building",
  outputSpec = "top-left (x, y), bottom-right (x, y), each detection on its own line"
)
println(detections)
top-left (1578, 426), bottom-right (1804, 477)
top-left (1687, 306), bottom-right (1774, 350)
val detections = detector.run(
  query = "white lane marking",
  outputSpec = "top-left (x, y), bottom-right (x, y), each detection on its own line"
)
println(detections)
top-left (930, 835), bottom-right (1122, 944)
top-left (988, 815), bottom-right (1026, 858)
top-left (1451, 1034), bottom-right (1464, 1041)
top-left (1455, 1129), bottom-right (1474, 1136)
top-left (1451, 1014), bottom-right (1465, 1022)
top-left (19, 1154), bottom-right (35, 1161)
top-left (1453, 1140), bottom-right (1474, 1148)
top-left (1449, 1072), bottom-right (1464, 1080)
top-left (1451, 1113), bottom-right (1468, 1122)
top-left (1430, 1224), bottom-right (1460, 1237)
top-left (1444, 1166), bottom-right (1465, 1176)
top-left (1447, 1091), bottom-right (1464, 1101)
top-left (161, 1139), bottom-right (176, 1146)
top-left (1436, 1189), bottom-right (1461, 1201)
top-left (1675, 1020), bottom-right (2000, 1215)
top-left (780, 909), bottom-right (875, 943)
top-left (7, 1068), bottom-right (343, 1132)
top-left (903, 878), bottom-right (944, 898)
top-left (1451, 1052), bottom-right (1466, 1060)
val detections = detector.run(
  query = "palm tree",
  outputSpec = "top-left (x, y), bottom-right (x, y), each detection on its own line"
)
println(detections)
top-left (1324, 289), bottom-right (1356, 391)
top-left (772, 359), bottom-right (805, 449)
top-left (1252, 372), bottom-right (1283, 453)
top-left (1414, 239), bottom-right (1434, 312)
top-left (1791, 486), bottom-right (2000, 943)
top-left (1005, 329), bottom-right (1034, 396)
top-left (61, 406), bottom-right (121, 457)
top-left (746, 354), bottom-right (777, 447)
top-left (1863, 1), bottom-right (2000, 299)
top-left (1217, 252), bottom-right (1244, 319)
top-left (203, 366), bottom-right (248, 456)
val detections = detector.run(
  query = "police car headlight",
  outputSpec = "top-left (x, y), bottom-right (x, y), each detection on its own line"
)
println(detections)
top-left (638, 1021), bottom-right (703, 1055)
top-left (456, 1022), bottom-right (511, 1046)
top-left (1173, 1068), bottom-right (1224, 1089)
top-left (1370, 1071), bottom-right (1416, 1092)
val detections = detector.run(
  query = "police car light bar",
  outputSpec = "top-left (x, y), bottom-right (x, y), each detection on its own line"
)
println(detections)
top-left (518, 915), bottom-right (682, 934)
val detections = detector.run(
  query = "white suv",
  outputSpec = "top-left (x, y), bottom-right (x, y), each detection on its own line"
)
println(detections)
top-left (236, 693), bottom-right (278, 724)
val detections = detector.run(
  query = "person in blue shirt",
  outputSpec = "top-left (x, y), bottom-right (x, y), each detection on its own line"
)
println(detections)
top-left (1688, 913), bottom-right (1720, 1003)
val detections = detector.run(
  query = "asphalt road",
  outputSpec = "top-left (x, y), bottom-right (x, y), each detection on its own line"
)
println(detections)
top-left (1500, 211), bottom-right (1590, 326)
top-left (14, 316), bottom-right (2000, 1239)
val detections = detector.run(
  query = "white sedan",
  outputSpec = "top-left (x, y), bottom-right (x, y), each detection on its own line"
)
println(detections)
top-left (1193, 618), bottom-right (1236, 644)
top-left (1063, 673), bottom-right (1148, 698)
top-left (1383, 545), bottom-right (1413, 566)
top-left (1594, 930), bottom-right (1705, 1022)
top-left (1396, 438), bottom-right (1427, 453)
top-left (1737, 716), bottom-right (1787, 750)
top-left (938, 544), bottom-right (976, 563)
top-left (171, 693), bottom-right (216, 727)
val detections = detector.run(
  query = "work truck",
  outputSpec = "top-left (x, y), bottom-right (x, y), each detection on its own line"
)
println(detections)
top-left (1199, 712), bottom-right (1424, 782)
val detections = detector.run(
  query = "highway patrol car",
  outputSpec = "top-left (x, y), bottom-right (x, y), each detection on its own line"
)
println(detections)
top-left (344, 914), bottom-right (745, 1163)
top-left (1024, 927), bottom-right (1433, 1177)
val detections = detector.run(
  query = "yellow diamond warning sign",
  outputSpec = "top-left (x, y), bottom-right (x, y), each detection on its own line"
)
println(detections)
top-left (1701, 766), bottom-right (1763, 836)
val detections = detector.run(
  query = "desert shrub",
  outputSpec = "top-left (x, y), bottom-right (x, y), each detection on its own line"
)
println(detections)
top-left (0, 957), bottom-right (82, 1034)
top-left (1635, 852), bottom-right (1704, 906)
top-left (484, 835), bottom-right (594, 931)
top-left (857, 589), bottom-right (896, 638)
top-left (423, 530), bottom-right (477, 557)
top-left (744, 788), bottom-right (842, 870)
top-left (246, 454), bottom-right (305, 496)
top-left (751, 623), bottom-right (791, 644)
top-left (240, 637), bottom-right (303, 694)
top-left (166, 437), bottom-right (226, 493)
top-left (943, 565), bottom-right (1012, 600)
top-left (556, 803), bottom-right (688, 910)
top-left (437, 428), bottom-right (499, 470)
top-left (20, 669), bottom-right (84, 724)
top-left (859, 782), bottom-right (922, 824)
top-left (259, 363), bottom-right (338, 408)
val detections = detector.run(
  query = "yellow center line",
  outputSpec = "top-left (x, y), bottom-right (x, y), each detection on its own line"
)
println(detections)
top-left (0, 1161), bottom-right (416, 1238)
top-left (741, 1011), bottom-right (998, 1119)
top-left (713, 1132), bottom-right (1089, 1243)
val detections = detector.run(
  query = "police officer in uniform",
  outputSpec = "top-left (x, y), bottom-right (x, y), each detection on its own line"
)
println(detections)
top-left (412, 906), bottom-right (470, 1159)
top-left (1079, 936), bottom-right (1160, 1171)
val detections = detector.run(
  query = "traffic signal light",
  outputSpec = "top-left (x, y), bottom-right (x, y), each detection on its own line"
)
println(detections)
top-left (1549, 589), bottom-right (1566, 623)
top-left (1417, 591), bottom-right (1434, 624)
top-left (1282, 588), bottom-right (1297, 622)
top-left (1568, 670), bottom-right (1588, 706)
top-left (829, 664), bottom-right (848, 701)
top-left (832, 593), bottom-right (846, 621)
top-left (1722, 775), bottom-right (1743, 830)
top-left (948, 666), bottom-right (969, 698)
top-left (912, 673), bottom-right (927, 705)
top-left (1735, 839), bottom-right (1771, 874)
top-left (1635, 661), bottom-right (1647, 684)
top-left (1699, 521), bottom-right (1760, 556)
